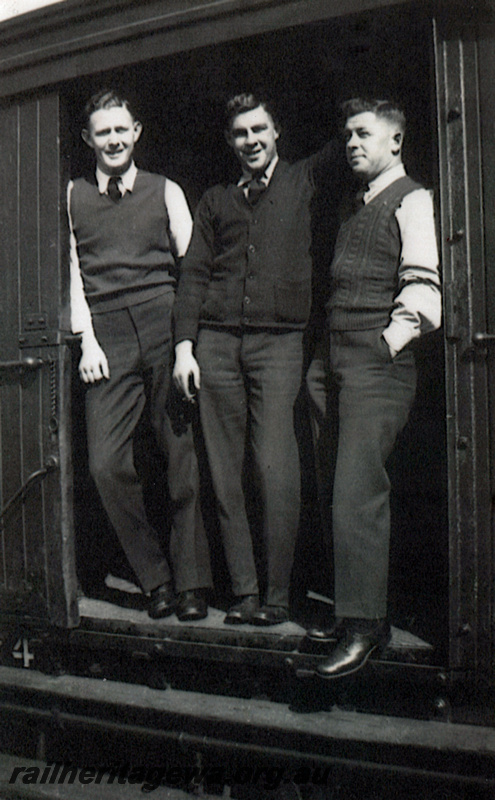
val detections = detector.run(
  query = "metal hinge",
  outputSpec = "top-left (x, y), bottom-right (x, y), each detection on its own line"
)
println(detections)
top-left (19, 331), bottom-right (61, 348)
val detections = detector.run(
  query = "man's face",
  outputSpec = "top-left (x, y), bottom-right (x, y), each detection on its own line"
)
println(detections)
top-left (82, 105), bottom-right (142, 175)
top-left (227, 105), bottom-right (279, 175)
top-left (344, 111), bottom-right (402, 182)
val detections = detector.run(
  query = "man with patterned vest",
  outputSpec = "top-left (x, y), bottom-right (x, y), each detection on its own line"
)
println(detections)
top-left (309, 98), bottom-right (442, 678)
top-left (68, 90), bottom-right (212, 621)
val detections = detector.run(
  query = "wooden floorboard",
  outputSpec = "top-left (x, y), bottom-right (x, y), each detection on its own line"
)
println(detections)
top-left (78, 596), bottom-right (432, 652)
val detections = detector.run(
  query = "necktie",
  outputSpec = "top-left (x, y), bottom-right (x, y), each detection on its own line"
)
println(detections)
top-left (354, 184), bottom-right (369, 210)
top-left (107, 176), bottom-right (122, 202)
top-left (247, 176), bottom-right (266, 205)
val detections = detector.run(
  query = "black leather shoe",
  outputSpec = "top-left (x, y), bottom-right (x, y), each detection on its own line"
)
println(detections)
top-left (148, 582), bottom-right (176, 619)
top-left (176, 590), bottom-right (208, 622)
top-left (316, 623), bottom-right (391, 679)
top-left (305, 619), bottom-right (344, 642)
top-left (252, 605), bottom-right (289, 626)
top-left (224, 595), bottom-right (259, 625)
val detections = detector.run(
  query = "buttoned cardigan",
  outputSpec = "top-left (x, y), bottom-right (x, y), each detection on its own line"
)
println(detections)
top-left (174, 142), bottom-right (344, 343)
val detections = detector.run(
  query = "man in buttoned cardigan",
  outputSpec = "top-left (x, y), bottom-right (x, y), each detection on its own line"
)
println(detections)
top-left (309, 98), bottom-right (442, 678)
top-left (69, 90), bottom-right (212, 621)
top-left (173, 92), bottom-right (345, 626)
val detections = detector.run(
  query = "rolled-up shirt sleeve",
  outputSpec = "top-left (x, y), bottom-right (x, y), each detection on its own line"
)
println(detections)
top-left (164, 178), bottom-right (193, 258)
top-left (382, 188), bottom-right (441, 356)
top-left (67, 181), bottom-right (94, 337)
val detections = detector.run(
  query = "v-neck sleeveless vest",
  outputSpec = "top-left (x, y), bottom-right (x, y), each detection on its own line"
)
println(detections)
top-left (70, 171), bottom-right (176, 312)
top-left (327, 175), bottom-right (421, 331)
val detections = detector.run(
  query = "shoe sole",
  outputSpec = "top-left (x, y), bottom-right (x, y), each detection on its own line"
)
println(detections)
top-left (305, 632), bottom-right (338, 643)
top-left (251, 616), bottom-right (289, 626)
top-left (177, 611), bottom-right (208, 622)
top-left (148, 608), bottom-right (175, 620)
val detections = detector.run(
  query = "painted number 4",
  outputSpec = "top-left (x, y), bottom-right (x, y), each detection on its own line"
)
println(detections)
top-left (12, 637), bottom-right (34, 668)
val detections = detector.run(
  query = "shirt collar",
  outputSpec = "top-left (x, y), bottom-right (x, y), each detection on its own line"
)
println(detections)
top-left (364, 163), bottom-right (406, 203)
top-left (238, 155), bottom-right (279, 187)
top-left (96, 162), bottom-right (138, 195)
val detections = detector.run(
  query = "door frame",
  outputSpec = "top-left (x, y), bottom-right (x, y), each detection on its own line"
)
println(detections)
top-left (434, 14), bottom-right (493, 676)
top-left (0, 0), bottom-right (492, 677)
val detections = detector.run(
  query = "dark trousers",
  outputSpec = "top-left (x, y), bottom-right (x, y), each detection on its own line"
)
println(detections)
top-left (196, 328), bottom-right (304, 607)
top-left (86, 293), bottom-right (212, 594)
top-left (306, 334), bottom-right (337, 541)
top-left (330, 328), bottom-right (417, 620)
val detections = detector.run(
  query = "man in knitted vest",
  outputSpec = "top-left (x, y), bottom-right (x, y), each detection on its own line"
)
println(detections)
top-left (173, 93), bottom-right (345, 626)
top-left (68, 90), bottom-right (212, 621)
top-left (310, 98), bottom-right (442, 678)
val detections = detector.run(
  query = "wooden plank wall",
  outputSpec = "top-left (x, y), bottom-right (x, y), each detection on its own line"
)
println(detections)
top-left (0, 92), bottom-right (76, 625)
top-left (434, 20), bottom-right (492, 675)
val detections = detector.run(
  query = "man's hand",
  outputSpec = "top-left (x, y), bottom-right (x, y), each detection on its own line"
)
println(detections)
top-left (173, 340), bottom-right (200, 402)
top-left (381, 329), bottom-right (398, 360)
top-left (79, 332), bottom-right (110, 383)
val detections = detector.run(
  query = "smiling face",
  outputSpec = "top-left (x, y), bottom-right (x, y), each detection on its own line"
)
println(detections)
top-left (344, 111), bottom-right (402, 182)
top-left (226, 105), bottom-right (279, 175)
top-left (82, 105), bottom-right (142, 176)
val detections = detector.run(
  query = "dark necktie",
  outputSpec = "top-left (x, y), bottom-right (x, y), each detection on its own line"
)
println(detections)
top-left (107, 176), bottom-right (122, 202)
top-left (247, 176), bottom-right (266, 205)
top-left (354, 184), bottom-right (369, 210)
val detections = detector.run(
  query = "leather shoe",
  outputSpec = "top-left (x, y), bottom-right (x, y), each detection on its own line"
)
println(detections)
top-left (148, 582), bottom-right (176, 619)
top-left (252, 605), bottom-right (289, 626)
top-left (224, 595), bottom-right (259, 625)
top-left (316, 623), bottom-right (391, 679)
top-left (305, 619), bottom-right (344, 642)
top-left (176, 590), bottom-right (208, 622)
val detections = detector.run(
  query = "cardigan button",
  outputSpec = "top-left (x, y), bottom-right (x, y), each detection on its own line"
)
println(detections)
top-left (248, 244), bottom-right (256, 253)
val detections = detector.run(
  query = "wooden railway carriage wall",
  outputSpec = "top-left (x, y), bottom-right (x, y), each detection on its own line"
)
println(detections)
top-left (0, 0), bottom-right (492, 680)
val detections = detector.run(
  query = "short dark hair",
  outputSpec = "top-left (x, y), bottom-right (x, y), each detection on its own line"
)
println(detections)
top-left (225, 93), bottom-right (280, 133)
top-left (341, 98), bottom-right (406, 134)
top-left (83, 89), bottom-right (137, 128)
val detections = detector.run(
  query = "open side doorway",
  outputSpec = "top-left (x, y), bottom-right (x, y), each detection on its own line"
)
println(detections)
top-left (61, 5), bottom-right (449, 670)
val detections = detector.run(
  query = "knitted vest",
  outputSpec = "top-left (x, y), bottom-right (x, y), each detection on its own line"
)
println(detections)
top-left (70, 171), bottom-right (176, 312)
top-left (327, 175), bottom-right (421, 330)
